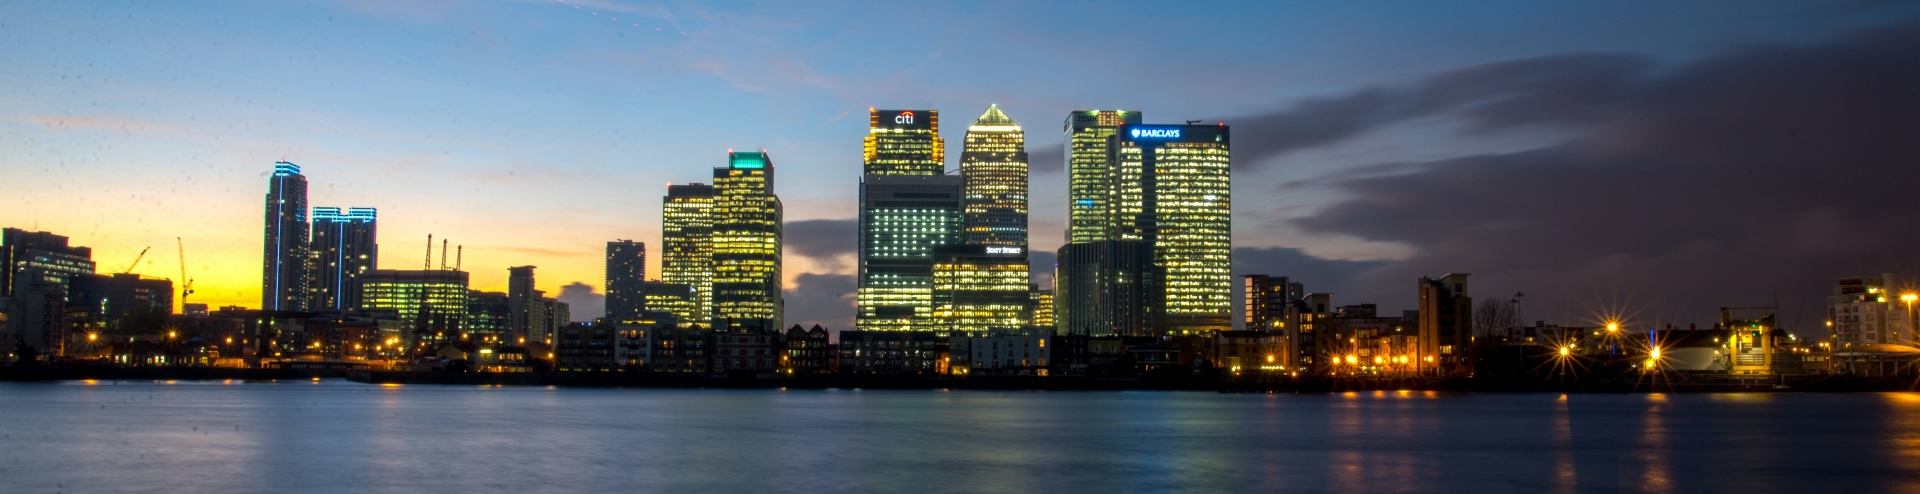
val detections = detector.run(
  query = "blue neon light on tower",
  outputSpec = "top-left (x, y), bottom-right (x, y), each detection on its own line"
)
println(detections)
top-left (309, 206), bottom-right (378, 310)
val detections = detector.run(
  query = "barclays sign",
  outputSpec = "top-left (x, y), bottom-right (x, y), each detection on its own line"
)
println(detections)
top-left (1129, 127), bottom-right (1181, 139)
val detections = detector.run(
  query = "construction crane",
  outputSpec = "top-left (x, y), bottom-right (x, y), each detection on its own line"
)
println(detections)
top-left (122, 246), bottom-right (150, 274)
top-left (177, 237), bottom-right (195, 308)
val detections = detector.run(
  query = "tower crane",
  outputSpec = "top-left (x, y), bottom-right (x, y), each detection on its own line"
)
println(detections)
top-left (122, 246), bottom-right (150, 274)
top-left (177, 237), bottom-right (195, 308)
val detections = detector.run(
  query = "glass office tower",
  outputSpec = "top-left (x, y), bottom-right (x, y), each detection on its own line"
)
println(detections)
top-left (711, 151), bottom-right (782, 330)
top-left (855, 175), bottom-right (965, 331)
top-left (930, 245), bottom-right (1031, 335)
top-left (960, 105), bottom-right (1029, 247)
top-left (661, 183), bottom-right (715, 322)
top-left (1111, 123), bottom-right (1233, 333)
top-left (864, 109), bottom-right (943, 175)
top-left (1063, 110), bottom-right (1140, 244)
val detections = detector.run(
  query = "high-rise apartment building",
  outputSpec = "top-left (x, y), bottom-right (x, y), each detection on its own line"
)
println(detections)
top-left (1064, 110), bottom-right (1140, 243)
top-left (508, 266), bottom-right (541, 343)
top-left (662, 183), bottom-right (715, 320)
top-left (1111, 123), bottom-right (1233, 333)
top-left (308, 207), bottom-right (377, 311)
top-left (856, 175), bottom-right (965, 331)
top-left (1244, 275), bottom-right (1303, 332)
top-left (864, 109), bottom-right (943, 175)
top-left (960, 105), bottom-right (1029, 247)
top-left (929, 244), bottom-right (1031, 335)
top-left (1417, 273), bottom-right (1473, 375)
top-left (710, 151), bottom-right (782, 331)
top-left (263, 161), bottom-right (310, 312)
top-left (604, 240), bottom-right (646, 322)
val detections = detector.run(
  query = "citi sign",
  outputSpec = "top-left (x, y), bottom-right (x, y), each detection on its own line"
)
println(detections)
top-left (895, 111), bottom-right (915, 125)
top-left (1130, 127), bottom-right (1181, 139)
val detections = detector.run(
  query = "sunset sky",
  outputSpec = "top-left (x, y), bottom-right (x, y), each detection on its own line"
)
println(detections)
top-left (4, 0), bottom-right (1917, 331)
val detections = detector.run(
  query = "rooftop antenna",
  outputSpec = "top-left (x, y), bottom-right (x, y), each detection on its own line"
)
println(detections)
top-left (456, 245), bottom-right (463, 272)
top-left (425, 234), bottom-right (432, 270)
top-left (440, 239), bottom-right (448, 271)
top-left (1186, 120), bottom-right (1201, 125)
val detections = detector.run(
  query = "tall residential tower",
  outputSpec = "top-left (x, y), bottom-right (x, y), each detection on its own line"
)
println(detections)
top-left (604, 240), bottom-right (646, 322)
top-left (263, 161), bottom-right (309, 312)
top-left (308, 207), bottom-right (377, 311)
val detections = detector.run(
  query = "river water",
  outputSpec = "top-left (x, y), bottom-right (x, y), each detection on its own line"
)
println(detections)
top-left (1, 381), bottom-right (1914, 493)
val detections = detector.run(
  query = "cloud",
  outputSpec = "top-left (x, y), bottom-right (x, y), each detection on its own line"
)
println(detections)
top-left (1225, 53), bottom-right (1646, 170)
top-left (1241, 19), bottom-right (1920, 330)
top-left (556, 282), bottom-right (604, 323)
top-left (1030, 142), bottom-right (1064, 174)
top-left (784, 273), bottom-right (855, 330)
top-left (784, 218), bottom-right (858, 271)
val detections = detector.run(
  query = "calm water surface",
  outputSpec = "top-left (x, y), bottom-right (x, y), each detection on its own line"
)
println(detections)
top-left (2, 381), bottom-right (1917, 493)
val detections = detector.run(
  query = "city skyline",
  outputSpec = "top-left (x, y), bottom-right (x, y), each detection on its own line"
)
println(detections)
top-left (4, 1), bottom-right (1920, 331)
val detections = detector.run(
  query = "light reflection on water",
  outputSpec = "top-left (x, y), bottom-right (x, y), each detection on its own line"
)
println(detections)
top-left (1, 382), bottom-right (1917, 493)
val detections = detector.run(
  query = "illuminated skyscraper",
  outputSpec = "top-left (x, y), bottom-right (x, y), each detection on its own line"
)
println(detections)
top-left (642, 281), bottom-right (698, 324)
top-left (856, 175), bottom-right (964, 331)
top-left (930, 245), bottom-right (1031, 334)
top-left (263, 161), bottom-right (309, 311)
top-left (864, 109), bottom-right (943, 176)
top-left (960, 105), bottom-right (1029, 247)
top-left (1112, 123), bottom-right (1233, 333)
top-left (1064, 110), bottom-right (1140, 244)
top-left (661, 183), bottom-right (715, 320)
top-left (711, 151), bottom-right (782, 330)
top-left (604, 240), bottom-right (645, 322)
top-left (309, 207), bottom-right (377, 311)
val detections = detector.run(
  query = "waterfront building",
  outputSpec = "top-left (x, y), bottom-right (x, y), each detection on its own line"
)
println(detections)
top-left (2, 228), bottom-right (95, 298)
top-left (1215, 330), bottom-right (1286, 373)
top-left (929, 244), bottom-right (1030, 335)
top-left (649, 325), bottom-right (707, 373)
top-left (661, 183), bottom-right (715, 320)
top-left (855, 175), bottom-right (965, 331)
top-left (1064, 110), bottom-right (1140, 243)
top-left (359, 269), bottom-right (471, 338)
top-left (605, 240), bottom-right (646, 322)
top-left (1109, 123), bottom-right (1233, 334)
top-left (612, 312), bottom-right (675, 368)
top-left (837, 330), bottom-right (946, 374)
top-left (641, 281), bottom-right (698, 325)
top-left (1243, 275), bottom-right (1303, 332)
top-left (710, 151), bottom-right (783, 331)
top-left (555, 322), bottom-right (616, 372)
top-left (308, 207), bottom-right (377, 311)
top-left (1282, 293), bottom-right (1332, 372)
top-left (1417, 273), bottom-right (1473, 375)
top-left (6, 268), bottom-right (70, 358)
top-left (1828, 274), bottom-right (1914, 347)
top-left (864, 109), bottom-right (943, 176)
top-left (263, 161), bottom-right (310, 312)
top-left (782, 324), bottom-right (832, 374)
top-left (507, 266), bottom-right (541, 344)
top-left (1054, 241), bottom-right (1150, 336)
top-left (950, 327), bottom-right (1051, 376)
top-left (543, 298), bottom-right (571, 346)
top-left (960, 105), bottom-right (1029, 247)
top-left (710, 324), bottom-right (779, 376)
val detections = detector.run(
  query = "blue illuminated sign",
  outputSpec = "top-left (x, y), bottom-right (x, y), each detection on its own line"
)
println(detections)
top-left (1075, 199), bottom-right (1095, 206)
top-left (1129, 127), bottom-right (1181, 139)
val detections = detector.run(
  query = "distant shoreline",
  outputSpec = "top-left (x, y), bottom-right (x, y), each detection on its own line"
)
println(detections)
top-left (3, 367), bottom-right (1912, 393)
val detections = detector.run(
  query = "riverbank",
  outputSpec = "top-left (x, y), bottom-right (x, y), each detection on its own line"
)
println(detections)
top-left (5, 366), bottom-right (1916, 392)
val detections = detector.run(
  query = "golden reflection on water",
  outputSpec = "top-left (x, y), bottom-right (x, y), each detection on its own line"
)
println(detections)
top-left (1883, 393), bottom-right (1920, 492)
top-left (1551, 394), bottom-right (1578, 494)
top-left (1638, 395), bottom-right (1673, 494)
